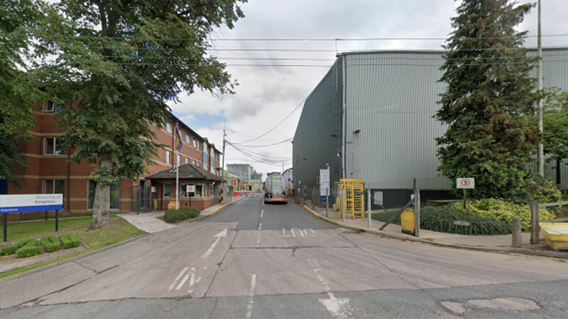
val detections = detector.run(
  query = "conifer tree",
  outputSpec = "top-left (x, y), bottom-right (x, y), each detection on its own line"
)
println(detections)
top-left (436, 0), bottom-right (539, 198)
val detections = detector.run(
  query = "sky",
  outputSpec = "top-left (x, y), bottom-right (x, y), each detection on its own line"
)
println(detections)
top-left (168, 0), bottom-right (568, 179)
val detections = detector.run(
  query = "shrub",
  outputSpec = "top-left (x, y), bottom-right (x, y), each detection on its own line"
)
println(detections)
top-left (522, 177), bottom-right (562, 203)
top-left (60, 233), bottom-right (81, 249)
top-left (1, 239), bottom-right (30, 256)
top-left (41, 236), bottom-right (62, 253)
top-left (373, 206), bottom-right (511, 235)
top-left (16, 239), bottom-right (42, 258)
top-left (164, 207), bottom-right (201, 223)
top-left (451, 198), bottom-right (556, 230)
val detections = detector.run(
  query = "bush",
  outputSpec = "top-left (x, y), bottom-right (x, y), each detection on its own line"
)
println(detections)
top-left (451, 198), bottom-right (556, 230)
top-left (60, 233), bottom-right (81, 249)
top-left (373, 206), bottom-right (511, 235)
top-left (522, 177), bottom-right (562, 203)
top-left (16, 239), bottom-right (42, 258)
top-left (41, 236), bottom-right (62, 253)
top-left (164, 207), bottom-right (201, 223)
top-left (1, 239), bottom-right (30, 256)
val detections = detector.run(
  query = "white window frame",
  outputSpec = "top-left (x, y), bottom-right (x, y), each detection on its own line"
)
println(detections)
top-left (43, 179), bottom-right (64, 196)
top-left (166, 121), bottom-right (172, 134)
top-left (185, 133), bottom-right (190, 144)
top-left (44, 137), bottom-right (65, 155)
top-left (185, 157), bottom-right (189, 164)
top-left (42, 101), bottom-right (65, 113)
top-left (166, 150), bottom-right (171, 164)
top-left (177, 154), bottom-right (181, 165)
top-left (164, 183), bottom-right (171, 198)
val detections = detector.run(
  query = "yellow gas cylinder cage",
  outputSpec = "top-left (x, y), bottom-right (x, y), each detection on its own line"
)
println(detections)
top-left (337, 179), bottom-right (365, 218)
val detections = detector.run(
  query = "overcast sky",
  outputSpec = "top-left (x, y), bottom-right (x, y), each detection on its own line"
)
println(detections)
top-left (168, 0), bottom-right (568, 178)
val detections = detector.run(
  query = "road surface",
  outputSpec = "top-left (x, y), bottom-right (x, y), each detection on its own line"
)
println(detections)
top-left (1, 196), bottom-right (567, 318)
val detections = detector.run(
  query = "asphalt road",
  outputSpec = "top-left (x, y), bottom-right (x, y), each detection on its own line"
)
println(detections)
top-left (1, 197), bottom-right (568, 319)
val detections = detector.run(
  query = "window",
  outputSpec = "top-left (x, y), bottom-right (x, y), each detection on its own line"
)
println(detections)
top-left (44, 137), bottom-right (65, 155)
top-left (195, 184), bottom-right (203, 198)
top-left (164, 183), bottom-right (171, 198)
top-left (185, 157), bottom-right (189, 164)
top-left (192, 160), bottom-right (195, 165)
top-left (43, 180), bottom-right (64, 196)
top-left (209, 184), bottom-right (214, 197)
top-left (177, 154), bottom-right (181, 165)
top-left (42, 101), bottom-right (65, 112)
top-left (197, 140), bottom-right (200, 150)
top-left (185, 133), bottom-right (190, 144)
top-left (88, 180), bottom-right (120, 209)
top-left (166, 121), bottom-right (172, 134)
top-left (166, 150), bottom-right (171, 164)
top-left (192, 138), bottom-right (196, 148)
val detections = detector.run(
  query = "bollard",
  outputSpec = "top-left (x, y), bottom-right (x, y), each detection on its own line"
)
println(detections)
top-left (530, 201), bottom-right (540, 245)
top-left (342, 187), bottom-right (346, 222)
top-left (326, 188), bottom-right (329, 217)
top-left (512, 216), bottom-right (522, 248)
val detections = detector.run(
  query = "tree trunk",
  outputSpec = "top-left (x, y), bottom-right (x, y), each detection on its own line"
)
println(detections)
top-left (90, 155), bottom-right (113, 230)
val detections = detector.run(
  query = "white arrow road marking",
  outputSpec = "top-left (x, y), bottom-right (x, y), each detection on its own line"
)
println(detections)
top-left (245, 274), bottom-right (257, 319)
top-left (202, 228), bottom-right (228, 258)
top-left (308, 259), bottom-right (353, 319)
top-left (168, 267), bottom-right (188, 292)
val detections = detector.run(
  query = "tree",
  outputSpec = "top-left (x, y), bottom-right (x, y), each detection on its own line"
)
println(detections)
top-left (39, 0), bottom-right (245, 229)
top-left (0, 0), bottom-right (47, 185)
top-left (435, 0), bottom-right (539, 198)
top-left (542, 89), bottom-right (568, 184)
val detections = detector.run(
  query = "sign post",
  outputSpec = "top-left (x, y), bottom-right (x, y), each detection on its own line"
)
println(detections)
top-left (0, 194), bottom-right (63, 242)
top-left (456, 178), bottom-right (475, 209)
top-left (320, 169), bottom-right (330, 203)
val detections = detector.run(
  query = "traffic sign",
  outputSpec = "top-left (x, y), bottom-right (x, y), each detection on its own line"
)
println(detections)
top-left (456, 178), bottom-right (475, 189)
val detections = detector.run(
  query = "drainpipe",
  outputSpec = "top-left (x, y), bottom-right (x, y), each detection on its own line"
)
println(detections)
top-left (341, 55), bottom-right (347, 180)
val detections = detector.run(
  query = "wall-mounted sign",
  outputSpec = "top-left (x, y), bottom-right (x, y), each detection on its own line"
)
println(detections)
top-left (231, 180), bottom-right (237, 185)
top-left (187, 185), bottom-right (195, 192)
top-left (456, 178), bottom-right (475, 189)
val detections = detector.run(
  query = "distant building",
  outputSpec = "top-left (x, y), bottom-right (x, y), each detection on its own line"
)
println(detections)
top-left (293, 48), bottom-right (568, 208)
top-left (226, 164), bottom-right (254, 183)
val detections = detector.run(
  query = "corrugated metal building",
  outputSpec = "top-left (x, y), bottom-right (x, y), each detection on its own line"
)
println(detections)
top-left (293, 48), bottom-right (568, 207)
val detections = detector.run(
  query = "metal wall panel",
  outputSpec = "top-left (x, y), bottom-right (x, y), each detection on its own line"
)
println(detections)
top-left (293, 60), bottom-right (343, 192)
top-left (344, 51), bottom-right (450, 189)
top-left (294, 48), bottom-right (568, 192)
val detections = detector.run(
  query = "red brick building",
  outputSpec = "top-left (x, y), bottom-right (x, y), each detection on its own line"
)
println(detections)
top-left (5, 101), bottom-right (222, 219)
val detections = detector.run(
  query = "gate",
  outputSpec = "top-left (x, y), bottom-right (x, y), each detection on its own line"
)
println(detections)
top-left (338, 179), bottom-right (365, 218)
top-left (131, 185), bottom-right (155, 213)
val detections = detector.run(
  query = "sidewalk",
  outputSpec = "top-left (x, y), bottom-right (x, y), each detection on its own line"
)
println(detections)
top-left (118, 195), bottom-right (250, 233)
top-left (298, 200), bottom-right (568, 259)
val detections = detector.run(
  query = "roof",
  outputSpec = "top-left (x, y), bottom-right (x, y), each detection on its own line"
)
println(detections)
top-left (146, 164), bottom-right (222, 182)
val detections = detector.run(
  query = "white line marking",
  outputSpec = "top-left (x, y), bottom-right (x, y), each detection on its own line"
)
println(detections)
top-left (303, 228), bottom-right (316, 237)
top-left (261, 209), bottom-right (264, 218)
top-left (256, 223), bottom-right (262, 247)
top-left (245, 274), bottom-right (257, 319)
top-left (176, 274), bottom-right (189, 291)
top-left (168, 267), bottom-right (188, 292)
top-left (308, 259), bottom-right (353, 319)
top-left (282, 228), bottom-right (291, 237)
top-left (202, 228), bottom-right (228, 258)
top-left (291, 228), bottom-right (303, 237)
top-left (188, 267), bottom-right (202, 293)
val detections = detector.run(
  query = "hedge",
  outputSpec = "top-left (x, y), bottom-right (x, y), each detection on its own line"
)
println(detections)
top-left (16, 239), bottom-right (42, 258)
top-left (164, 207), bottom-right (201, 223)
top-left (41, 236), bottom-right (62, 253)
top-left (1, 239), bottom-right (30, 256)
top-left (373, 205), bottom-right (511, 235)
top-left (60, 233), bottom-right (81, 249)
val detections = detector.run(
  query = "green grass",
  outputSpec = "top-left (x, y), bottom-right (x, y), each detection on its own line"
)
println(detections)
top-left (0, 218), bottom-right (146, 279)
top-left (2, 216), bottom-right (119, 242)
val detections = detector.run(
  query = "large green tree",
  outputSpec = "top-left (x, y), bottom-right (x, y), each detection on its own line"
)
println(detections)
top-left (542, 89), bottom-right (568, 184)
top-left (39, 0), bottom-right (245, 229)
top-left (436, 0), bottom-right (539, 198)
top-left (0, 0), bottom-right (47, 185)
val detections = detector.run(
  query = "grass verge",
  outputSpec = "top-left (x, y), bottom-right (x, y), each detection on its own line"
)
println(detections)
top-left (0, 218), bottom-right (146, 279)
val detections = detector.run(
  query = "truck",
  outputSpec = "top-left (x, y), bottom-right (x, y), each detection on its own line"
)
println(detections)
top-left (264, 174), bottom-right (288, 204)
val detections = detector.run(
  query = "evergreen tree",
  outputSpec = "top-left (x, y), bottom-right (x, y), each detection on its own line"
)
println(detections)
top-left (436, 0), bottom-right (539, 198)
top-left (38, 0), bottom-right (245, 229)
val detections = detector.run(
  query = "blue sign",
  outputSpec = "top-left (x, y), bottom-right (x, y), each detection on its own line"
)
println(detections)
top-left (0, 194), bottom-right (63, 214)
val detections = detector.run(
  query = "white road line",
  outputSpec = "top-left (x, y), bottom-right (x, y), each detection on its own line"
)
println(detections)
top-left (176, 274), bottom-right (190, 291)
top-left (168, 267), bottom-right (188, 292)
top-left (261, 209), bottom-right (264, 218)
top-left (256, 223), bottom-right (262, 247)
top-left (245, 274), bottom-right (257, 319)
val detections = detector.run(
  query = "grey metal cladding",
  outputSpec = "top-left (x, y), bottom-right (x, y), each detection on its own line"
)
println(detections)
top-left (343, 52), bottom-right (450, 189)
top-left (293, 60), bottom-right (343, 189)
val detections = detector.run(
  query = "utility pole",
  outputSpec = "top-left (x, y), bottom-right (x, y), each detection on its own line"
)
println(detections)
top-left (537, 0), bottom-right (544, 177)
top-left (221, 128), bottom-right (226, 205)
